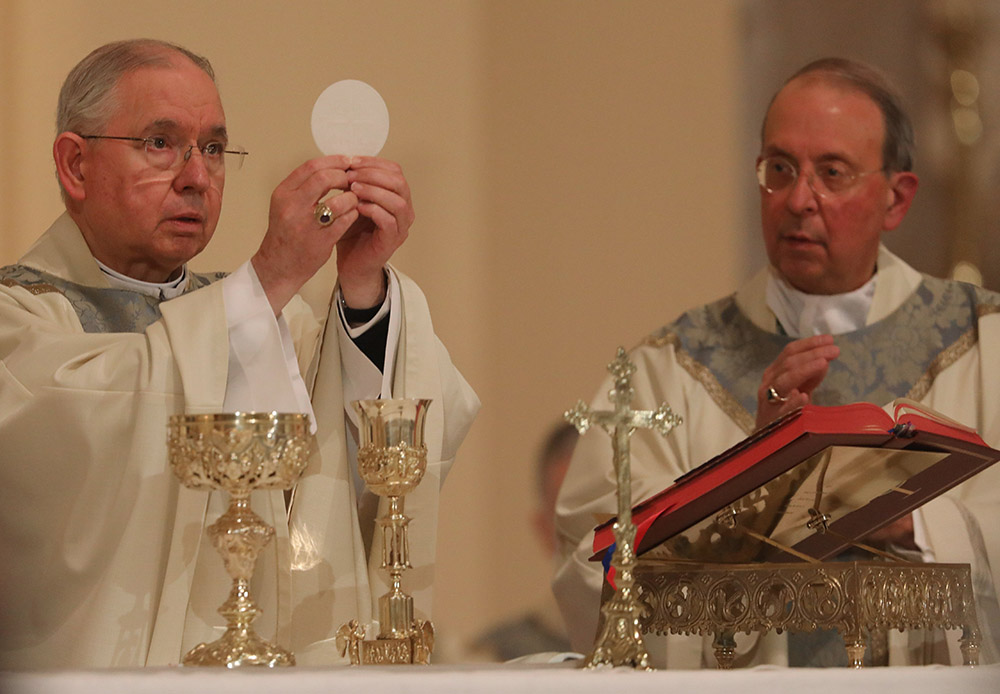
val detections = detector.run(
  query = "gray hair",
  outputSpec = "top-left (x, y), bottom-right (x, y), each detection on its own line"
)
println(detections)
top-left (56, 39), bottom-right (215, 136)
top-left (763, 57), bottom-right (915, 173)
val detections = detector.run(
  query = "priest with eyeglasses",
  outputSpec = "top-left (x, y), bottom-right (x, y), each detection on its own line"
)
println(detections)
top-left (0, 39), bottom-right (478, 669)
top-left (554, 57), bottom-right (1000, 669)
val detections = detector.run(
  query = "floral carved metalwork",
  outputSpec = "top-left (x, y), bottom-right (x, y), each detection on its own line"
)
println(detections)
top-left (630, 558), bottom-right (981, 668)
top-left (167, 412), bottom-right (313, 668)
top-left (338, 399), bottom-right (435, 665)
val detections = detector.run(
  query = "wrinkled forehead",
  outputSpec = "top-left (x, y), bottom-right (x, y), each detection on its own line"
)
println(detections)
top-left (109, 58), bottom-right (226, 137)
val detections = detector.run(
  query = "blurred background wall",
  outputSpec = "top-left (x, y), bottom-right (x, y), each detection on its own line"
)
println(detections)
top-left (2, 0), bottom-right (996, 658)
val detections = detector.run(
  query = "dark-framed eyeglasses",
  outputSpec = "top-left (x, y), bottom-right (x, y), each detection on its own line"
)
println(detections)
top-left (80, 134), bottom-right (248, 173)
top-left (756, 155), bottom-right (885, 199)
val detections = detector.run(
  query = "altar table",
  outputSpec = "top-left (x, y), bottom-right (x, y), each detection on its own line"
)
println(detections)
top-left (2, 662), bottom-right (999, 694)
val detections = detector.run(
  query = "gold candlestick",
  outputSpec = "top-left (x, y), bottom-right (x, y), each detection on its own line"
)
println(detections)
top-left (167, 412), bottom-right (312, 667)
top-left (337, 398), bottom-right (435, 665)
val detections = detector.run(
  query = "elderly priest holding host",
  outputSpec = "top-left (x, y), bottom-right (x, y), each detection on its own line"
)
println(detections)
top-left (0, 39), bottom-right (478, 668)
top-left (554, 57), bottom-right (1000, 668)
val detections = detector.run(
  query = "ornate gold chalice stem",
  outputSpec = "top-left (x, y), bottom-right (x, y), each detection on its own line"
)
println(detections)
top-left (337, 398), bottom-right (435, 665)
top-left (167, 412), bottom-right (313, 667)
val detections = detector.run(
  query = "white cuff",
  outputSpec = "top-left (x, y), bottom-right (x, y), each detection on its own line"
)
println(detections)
top-left (221, 262), bottom-right (316, 432)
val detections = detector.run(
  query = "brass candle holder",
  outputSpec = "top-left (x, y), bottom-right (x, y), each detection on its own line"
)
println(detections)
top-left (337, 398), bottom-right (435, 665)
top-left (166, 412), bottom-right (312, 667)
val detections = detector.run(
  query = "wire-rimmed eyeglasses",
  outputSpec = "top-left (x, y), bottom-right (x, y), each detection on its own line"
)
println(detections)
top-left (756, 155), bottom-right (885, 199)
top-left (80, 134), bottom-right (248, 173)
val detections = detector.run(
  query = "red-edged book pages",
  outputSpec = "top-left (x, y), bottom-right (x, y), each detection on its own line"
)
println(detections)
top-left (591, 400), bottom-right (1000, 564)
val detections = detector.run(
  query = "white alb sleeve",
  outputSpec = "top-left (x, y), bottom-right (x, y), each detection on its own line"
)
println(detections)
top-left (221, 261), bottom-right (316, 432)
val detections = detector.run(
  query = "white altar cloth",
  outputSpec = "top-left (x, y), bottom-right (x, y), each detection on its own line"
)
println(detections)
top-left (2, 663), bottom-right (998, 694)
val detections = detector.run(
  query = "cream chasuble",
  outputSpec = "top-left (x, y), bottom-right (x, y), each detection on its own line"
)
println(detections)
top-left (0, 213), bottom-right (479, 668)
top-left (554, 246), bottom-right (1000, 668)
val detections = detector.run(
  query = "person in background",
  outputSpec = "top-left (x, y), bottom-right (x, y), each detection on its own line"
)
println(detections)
top-left (464, 423), bottom-right (576, 662)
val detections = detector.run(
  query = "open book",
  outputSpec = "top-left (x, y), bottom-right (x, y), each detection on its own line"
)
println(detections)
top-left (591, 400), bottom-right (1000, 565)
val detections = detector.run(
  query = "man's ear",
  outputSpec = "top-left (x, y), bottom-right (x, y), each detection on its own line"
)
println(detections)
top-left (53, 132), bottom-right (87, 202)
top-left (882, 171), bottom-right (919, 231)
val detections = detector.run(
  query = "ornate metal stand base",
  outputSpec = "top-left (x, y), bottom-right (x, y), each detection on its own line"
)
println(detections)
top-left (181, 498), bottom-right (296, 667)
top-left (626, 558), bottom-right (981, 668)
top-left (337, 618), bottom-right (434, 665)
top-left (586, 524), bottom-right (652, 670)
top-left (183, 626), bottom-right (295, 667)
top-left (587, 591), bottom-right (651, 669)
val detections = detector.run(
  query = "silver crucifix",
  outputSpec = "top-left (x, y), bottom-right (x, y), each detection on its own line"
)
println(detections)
top-left (565, 347), bottom-right (682, 669)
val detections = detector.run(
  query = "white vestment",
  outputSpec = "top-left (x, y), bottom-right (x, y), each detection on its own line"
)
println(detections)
top-left (0, 214), bottom-right (479, 668)
top-left (554, 246), bottom-right (1000, 667)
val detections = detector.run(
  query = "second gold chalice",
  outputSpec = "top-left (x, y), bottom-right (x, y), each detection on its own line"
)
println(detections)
top-left (337, 398), bottom-right (435, 664)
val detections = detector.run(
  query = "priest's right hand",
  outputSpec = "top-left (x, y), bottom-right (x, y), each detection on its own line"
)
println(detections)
top-left (251, 155), bottom-right (360, 314)
top-left (755, 335), bottom-right (840, 429)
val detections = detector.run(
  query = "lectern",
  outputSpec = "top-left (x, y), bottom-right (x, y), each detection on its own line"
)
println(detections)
top-left (590, 401), bottom-right (999, 668)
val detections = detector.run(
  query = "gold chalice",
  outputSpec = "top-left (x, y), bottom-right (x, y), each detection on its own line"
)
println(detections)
top-left (337, 398), bottom-right (435, 664)
top-left (167, 412), bottom-right (312, 667)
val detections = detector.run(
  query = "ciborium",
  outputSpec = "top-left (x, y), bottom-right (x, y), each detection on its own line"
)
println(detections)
top-left (166, 412), bottom-right (312, 667)
top-left (337, 398), bottom-right (435, 665)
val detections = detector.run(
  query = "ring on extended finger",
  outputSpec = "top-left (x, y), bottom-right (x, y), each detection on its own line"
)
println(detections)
top-left (766, 386), bottom-right (788, 404)
top-left (314, 202), bottom-right (334, 226)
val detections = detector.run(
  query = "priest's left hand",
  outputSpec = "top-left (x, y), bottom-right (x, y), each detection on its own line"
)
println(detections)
top-left (336, 156), bottom-right (414, 309)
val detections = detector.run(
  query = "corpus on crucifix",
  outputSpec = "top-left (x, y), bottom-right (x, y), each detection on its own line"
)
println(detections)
top-left (565, 347), bottom-right (682, 669)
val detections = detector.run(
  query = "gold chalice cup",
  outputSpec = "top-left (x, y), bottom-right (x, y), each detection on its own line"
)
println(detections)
top-left (167, 412), bottom-right (312, 667)
top-left (339, 398), bottom-right (434, 664)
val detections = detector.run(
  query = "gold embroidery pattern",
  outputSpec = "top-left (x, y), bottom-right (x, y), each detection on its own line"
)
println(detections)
top-left (641, 332), bottom-right (755, 435)
top-left (907, 296), bottom-right (1000, 401)
top-left (907, 326), bottom-right (978, 402)
top-left (0, 279), bottom-right (61, 296)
